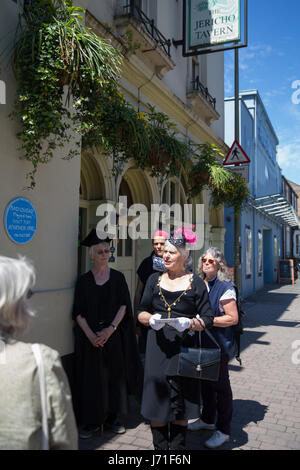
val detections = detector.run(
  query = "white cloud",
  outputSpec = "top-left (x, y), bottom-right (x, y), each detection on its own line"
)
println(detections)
top-left (277, 141), bottom-right (300, 169)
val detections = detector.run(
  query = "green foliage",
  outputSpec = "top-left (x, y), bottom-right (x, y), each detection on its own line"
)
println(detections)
top-left (211, 173), bottom-right (250, 213)
top-left (79, 83), bottom-right (150, 175)
top-left (187, 143), bottom-right (231, 197)
top-left (11, 0), bottom-right (122, 187)
top-left (9, 0), bottom-right (190, 186)
top-left (145, 105), bottom-right (190, 177)
top-left (9, 0), bottom-right (250, 213)
top-left (187, 143), bottom-right (250, 212)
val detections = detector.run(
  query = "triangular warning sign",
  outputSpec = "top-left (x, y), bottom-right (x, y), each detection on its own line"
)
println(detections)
top-left (223, 140), bottom-right (251, 165)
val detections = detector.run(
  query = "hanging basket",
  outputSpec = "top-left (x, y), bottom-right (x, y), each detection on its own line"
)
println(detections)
top-left (147, 146), bottom-right (171, 170)
top-left (190, 169), bottom-right (210, 187)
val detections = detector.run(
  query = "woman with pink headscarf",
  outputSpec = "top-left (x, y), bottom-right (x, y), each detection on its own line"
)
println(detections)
top-left (137, 229), bottom-right (214, 450)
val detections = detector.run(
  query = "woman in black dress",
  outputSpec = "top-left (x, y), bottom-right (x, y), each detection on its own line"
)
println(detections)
top-left (138, 230), bottom-right (214, 450)
top-left (72, 230), bottom-right (142, 439)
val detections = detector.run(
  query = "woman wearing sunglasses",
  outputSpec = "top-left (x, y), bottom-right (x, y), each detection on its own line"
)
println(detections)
top-left (188, 247), bottom-right (238, 449)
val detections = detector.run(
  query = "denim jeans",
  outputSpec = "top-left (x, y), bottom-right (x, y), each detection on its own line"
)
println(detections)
top-left (201, 354), bottom-right (233, 435)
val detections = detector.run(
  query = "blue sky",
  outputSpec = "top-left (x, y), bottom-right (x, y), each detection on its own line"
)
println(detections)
top-left (224, 0), bottom-right (300, 185)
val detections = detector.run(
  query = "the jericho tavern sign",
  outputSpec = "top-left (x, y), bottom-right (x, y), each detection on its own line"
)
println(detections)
top-left (188, 0), bottom-right (240, 49)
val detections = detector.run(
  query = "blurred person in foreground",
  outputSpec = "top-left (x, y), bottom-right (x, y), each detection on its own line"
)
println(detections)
top-left (0, 255), bottom-right (78, 450)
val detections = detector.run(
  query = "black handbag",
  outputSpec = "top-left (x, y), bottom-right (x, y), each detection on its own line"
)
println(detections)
top-left (177, 329), bottom-right (221, 381)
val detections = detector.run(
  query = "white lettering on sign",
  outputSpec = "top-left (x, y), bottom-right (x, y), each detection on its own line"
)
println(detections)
top-left (189, 0), bottom-right (240, 49)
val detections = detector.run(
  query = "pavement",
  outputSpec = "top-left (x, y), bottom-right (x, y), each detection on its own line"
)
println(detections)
top-left (79, 279), bottom-right (300, 451)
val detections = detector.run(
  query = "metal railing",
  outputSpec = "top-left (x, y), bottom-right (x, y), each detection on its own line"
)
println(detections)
top-left (190, 76), bottom-right (216, 109)
top-left (122, 1), bottom-right (171, 57)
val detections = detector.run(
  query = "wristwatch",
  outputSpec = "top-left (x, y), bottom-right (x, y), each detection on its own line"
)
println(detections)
top-left (110, 323), bottom-right (117, 331)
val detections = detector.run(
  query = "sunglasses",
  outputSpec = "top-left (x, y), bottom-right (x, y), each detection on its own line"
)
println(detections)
top-left (202, 257), bottom-right (215, 265)
top-left (96, 249), bottom-right (110, 255)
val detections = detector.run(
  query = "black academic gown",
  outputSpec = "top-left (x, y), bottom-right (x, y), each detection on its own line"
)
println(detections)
top-left (72, 269), bottom-right (143, 426)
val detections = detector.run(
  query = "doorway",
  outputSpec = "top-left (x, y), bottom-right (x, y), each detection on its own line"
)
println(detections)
top-left (263, 228), bottom-right (272, 283)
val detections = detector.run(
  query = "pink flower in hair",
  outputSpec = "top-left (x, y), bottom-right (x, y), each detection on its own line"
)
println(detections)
top-left (175, 226), bottom-right (198, 245)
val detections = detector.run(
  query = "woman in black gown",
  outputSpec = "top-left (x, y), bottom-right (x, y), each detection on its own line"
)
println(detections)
top-left (72, 230), bottom-right (142, 439)
top-left (138, 230), bottom-right (214, 450)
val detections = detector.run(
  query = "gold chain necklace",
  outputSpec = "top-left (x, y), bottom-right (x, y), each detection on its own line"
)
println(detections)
top-left (158, 274), bottom-right (193, 318)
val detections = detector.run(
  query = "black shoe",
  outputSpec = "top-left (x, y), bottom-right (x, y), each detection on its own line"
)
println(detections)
top-left (79, 425), bottom-right (101, 439)
top-left (151, 425), bottom-right (169, 450)
top-left (106, 420), bottom-right (126, 434)
top-left (169, 424), bottom-right (187, 450)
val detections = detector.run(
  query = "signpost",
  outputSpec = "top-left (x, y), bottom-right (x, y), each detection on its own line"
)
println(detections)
top-left (223, 139), bottom-right (250, 291)
top-left (227, 164), bottom-right (249, 182)
top-left (188, 0), bottom-right (241, 50)
top-left (223, 139), bottom-right (250, 183)
top-left (173, 0), bottom-right (248, 57)
top-left (172, 1), bottom-right (248, 293)
top-left (223, 140), bottom-right (250, 165)
top-left (278, 259), bottom-right (294, 285)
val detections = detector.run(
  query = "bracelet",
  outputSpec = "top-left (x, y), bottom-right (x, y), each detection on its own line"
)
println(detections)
top-left (196, 315), bottom-right (205, 329)
top-left (110, 323), bottom-right (117, 331)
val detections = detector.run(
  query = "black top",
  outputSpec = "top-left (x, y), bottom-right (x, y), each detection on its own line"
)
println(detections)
top-left (72, 271), bottom-right (115, 330)
top-left (136, 251), bottom-right (156, 286)
top-left (138, 272), bottom-right (214, 422)
top-left (138, 272), bottom-right (214, 327)
top-left (72, 269), bottom-right (143, 425)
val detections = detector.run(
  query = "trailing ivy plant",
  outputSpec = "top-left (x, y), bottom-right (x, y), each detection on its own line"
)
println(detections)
top-left (80, 82), bottom-right (150, 175)
top-left (11, 0), bottom-right (122, 187)
top-left (145, 105), bottom-right (190, 177)
top-left (9, 0), bottom-right (249, 212)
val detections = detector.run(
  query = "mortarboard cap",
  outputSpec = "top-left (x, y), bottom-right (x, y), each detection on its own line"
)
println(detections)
top-left (81, 229), bottom-right (111, 247)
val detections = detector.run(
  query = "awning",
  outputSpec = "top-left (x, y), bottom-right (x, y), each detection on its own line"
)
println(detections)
top-left (249, 194), bottom-right (299, 228)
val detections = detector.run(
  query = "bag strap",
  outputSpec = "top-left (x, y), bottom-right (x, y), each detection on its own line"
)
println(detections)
top-left (200, 327), bottom-right (221, 350)
top-left (31, 344), bottom-right (49, 450)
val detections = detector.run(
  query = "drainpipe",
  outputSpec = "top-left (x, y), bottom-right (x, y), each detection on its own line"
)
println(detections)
top-left (137, 72), bottom-right (156, 111)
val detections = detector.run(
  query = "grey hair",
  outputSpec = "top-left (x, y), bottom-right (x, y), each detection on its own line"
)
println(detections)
top-left (88, 241), bottom-right (110, 257)
top-left (197, 247), bottom-right (231, 282)
top-left (165, 240), bottom-right (193, 271)
top-left (0, 256), bottom-right (36, 338)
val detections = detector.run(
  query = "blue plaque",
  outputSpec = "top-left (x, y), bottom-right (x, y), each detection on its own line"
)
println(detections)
top-left (4, 197), bottom-right (37, 244)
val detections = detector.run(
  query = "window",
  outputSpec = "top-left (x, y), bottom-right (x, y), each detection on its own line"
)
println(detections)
top-left (192, 57), bottom-right (199, 85)
top-left (245, 226), bottom-right (252, 277)
top-left (274, 235), bottom-right (278, 259)
top-left (258, 230), bottom-right (263, 276)
top-left (295, 233), bottom-right (300, 257)
top-left (286, 227), bottom-right (291, 258)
